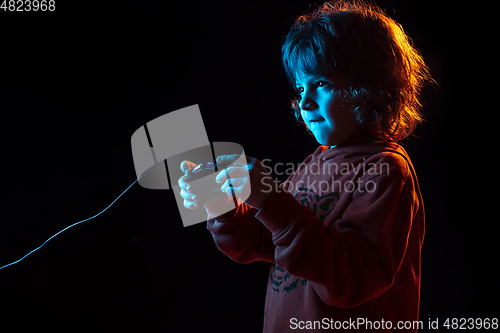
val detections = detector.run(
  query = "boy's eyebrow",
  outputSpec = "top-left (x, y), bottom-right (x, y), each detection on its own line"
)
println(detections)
top-left (295, 75), bottom-right (328, 86)
top-left (295, 73), bottom-right (325, 82)
top-left (294, 78), bottom-right (310, 86)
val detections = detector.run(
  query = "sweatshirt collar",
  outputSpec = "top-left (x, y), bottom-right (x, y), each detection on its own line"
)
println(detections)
top-left (312, 134), bottom-right (404, 160)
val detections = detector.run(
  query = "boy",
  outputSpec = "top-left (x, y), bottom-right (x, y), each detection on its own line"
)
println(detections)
top-left (179, 1), bottom-right (431, 331)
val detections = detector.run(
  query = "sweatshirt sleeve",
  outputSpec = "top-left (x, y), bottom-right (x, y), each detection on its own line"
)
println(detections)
top-left (255, 173), bottom-right (417, 308)
top-left (206, 197), bottom-right (275, 264)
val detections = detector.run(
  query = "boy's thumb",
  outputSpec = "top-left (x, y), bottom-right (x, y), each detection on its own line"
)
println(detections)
top-left (180, 160), bottom-right (196, 174)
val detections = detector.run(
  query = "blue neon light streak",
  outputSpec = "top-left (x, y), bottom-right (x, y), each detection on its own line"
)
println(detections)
top-left (0, 162), bottom-right (170, 271)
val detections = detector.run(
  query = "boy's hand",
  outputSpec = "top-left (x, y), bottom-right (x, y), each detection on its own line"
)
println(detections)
top-left (178, 160), bottom-right (236, 213)
top-left (178, 160), bottom-right (200, 209)
top-left (215, 155), bottom-right (277, 210)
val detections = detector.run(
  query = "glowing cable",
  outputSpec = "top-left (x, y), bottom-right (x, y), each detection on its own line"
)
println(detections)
top-left (0, 161), bottom-right (173, 271)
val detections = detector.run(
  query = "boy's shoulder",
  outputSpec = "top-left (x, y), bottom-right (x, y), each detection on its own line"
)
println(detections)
top-left (364, 149), bottom-right (411, 178)
top-left (316, 135), bottom-right (414, 178)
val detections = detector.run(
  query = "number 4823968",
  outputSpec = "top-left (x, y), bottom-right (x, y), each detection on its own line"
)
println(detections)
top-left (1, 0), bottom-right (56, 11)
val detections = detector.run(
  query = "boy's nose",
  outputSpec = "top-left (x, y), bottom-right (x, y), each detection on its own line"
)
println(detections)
top-left (299, 96), bottom-right (317, 111)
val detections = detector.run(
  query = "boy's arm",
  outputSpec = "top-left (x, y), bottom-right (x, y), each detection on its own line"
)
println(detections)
top-left (205, 197), bottom-right (275, 264)
top-left (256, 173), bottom-right (418, 308)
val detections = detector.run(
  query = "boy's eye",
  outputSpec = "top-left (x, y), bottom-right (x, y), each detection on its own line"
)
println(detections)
top-left (316, 81), bottom-right (330, 88)
top-left (295, 80), bottom-right (331, 95)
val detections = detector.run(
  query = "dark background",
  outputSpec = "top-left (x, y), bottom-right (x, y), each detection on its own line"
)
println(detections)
top-left (0, 1), bottom-right (493, 332)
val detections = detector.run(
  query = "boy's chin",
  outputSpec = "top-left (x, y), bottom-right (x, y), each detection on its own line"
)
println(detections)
top-left (314, 136), bottom-right (332, 146)
top-left (314, 134), bottom-right (335, 146)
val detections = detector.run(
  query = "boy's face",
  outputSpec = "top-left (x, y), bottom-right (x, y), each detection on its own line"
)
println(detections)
top-left (295, 72), bottom-right (361, 146)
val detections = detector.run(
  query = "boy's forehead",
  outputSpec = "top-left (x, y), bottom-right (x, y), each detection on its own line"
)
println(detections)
top-left (294, 71), bottom-right (343, 84)
top-left (294, 72), bottom-right (321, 84)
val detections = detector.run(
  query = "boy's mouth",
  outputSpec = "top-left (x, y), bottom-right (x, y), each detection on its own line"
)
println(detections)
top-left (309, 117), bottom-right (325, 124)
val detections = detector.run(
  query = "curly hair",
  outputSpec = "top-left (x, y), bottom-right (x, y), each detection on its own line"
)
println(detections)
top-left (282, 0), bottom-right (434, 142)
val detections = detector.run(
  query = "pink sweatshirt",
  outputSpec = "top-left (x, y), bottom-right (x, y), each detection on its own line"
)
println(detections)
top-left (207, 134), bottom-right (424, 332)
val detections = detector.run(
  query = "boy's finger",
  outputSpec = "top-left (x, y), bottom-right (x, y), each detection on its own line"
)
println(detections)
top-left (220, 177), bottom-right (245, 194)
top-left (178, 175), bottom-right (188, 188)
top-left (180, 188), bottom-right (197, 202)
top-left (217, 154), bottom-right (252, 167)
top-left (183, 199), bottom-right (198, 210)
top-left (217, 154), bottom-right (249, 165)
top-left (215, 166), bottom-right (244, 184)
top-left (180, 160), bottom-right (197, 174)
top-left (216, 154), bottom-right (239, 164)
